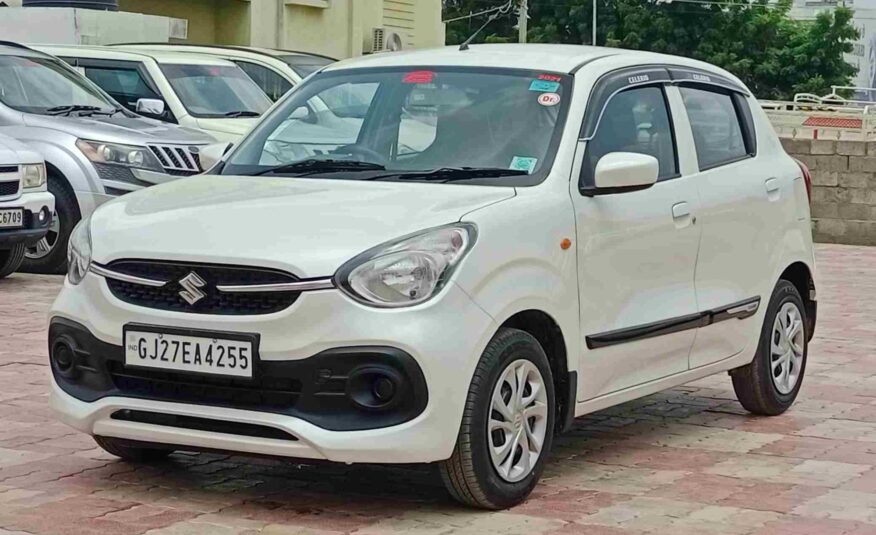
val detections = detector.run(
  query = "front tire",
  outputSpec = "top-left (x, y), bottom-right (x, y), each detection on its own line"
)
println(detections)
top-left (94, 436), bottom-right (173, 462)
top-left (22, 177), bottom-right (79, 274)
top-left (0, 243), bottom-right (26, 279)
top-left (440, 328), bottom-right (555, 509)
top-left (731, 279), bottom-right (808, 415)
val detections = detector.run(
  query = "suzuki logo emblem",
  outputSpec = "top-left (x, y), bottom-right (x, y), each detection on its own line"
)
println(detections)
top-left (178, 271), bottom-right (207, 305)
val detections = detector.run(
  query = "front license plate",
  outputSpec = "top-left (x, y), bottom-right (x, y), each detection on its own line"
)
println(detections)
top-left (0, 209), bottom-right (23, 229)
top-left (124, 328), bottom-right (254, 378)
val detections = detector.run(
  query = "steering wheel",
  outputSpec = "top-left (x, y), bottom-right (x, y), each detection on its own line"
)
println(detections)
top-left (331, 144), bottom-right (388, 166)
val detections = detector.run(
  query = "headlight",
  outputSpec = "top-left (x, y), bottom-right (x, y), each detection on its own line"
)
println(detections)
top-left (67, 216), bottom-right (92, 286)
top-left (76, 139), bottom-right (163, 172)
top-left (335, 223), bottom-right (477, 308)
top-left (21, 163), bottom-right (46, 189)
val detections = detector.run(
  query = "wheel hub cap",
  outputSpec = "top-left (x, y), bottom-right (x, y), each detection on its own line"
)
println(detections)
top-left (770, 302), bottom-right (805, 395)
top-left (488, 359), bottom-right (548, 483)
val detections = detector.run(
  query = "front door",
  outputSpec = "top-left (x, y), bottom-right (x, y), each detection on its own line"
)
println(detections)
top-left (570, 78), bottom-right (702, 401)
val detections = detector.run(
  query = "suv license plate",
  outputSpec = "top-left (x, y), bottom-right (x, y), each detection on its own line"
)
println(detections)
top-left (0, 209), bottom-right (23, 229)
top-left (124, 329), bottom-right (254, 378)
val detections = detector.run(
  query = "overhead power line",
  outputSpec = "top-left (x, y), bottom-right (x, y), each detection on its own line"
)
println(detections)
top-left (443, 0), bottom-right (515, 24)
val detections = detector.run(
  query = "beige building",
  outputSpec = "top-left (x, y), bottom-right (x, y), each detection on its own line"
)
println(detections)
top-left (116, 0), bottom-right (445, 59)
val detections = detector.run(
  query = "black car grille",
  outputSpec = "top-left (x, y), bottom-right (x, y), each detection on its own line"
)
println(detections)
top-left (106, 361), bottom-right (303, 411)
top-left (148, 145), bottom-right (202, 176)
top-left (0, 180), bottom-right (19, 197)
top-left (104, 260), bottom-right (302, 315)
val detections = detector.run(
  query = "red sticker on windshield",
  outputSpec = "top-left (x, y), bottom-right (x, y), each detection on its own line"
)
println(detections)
top-left (403, 70), bottom-right (435, 84)
top-left (538, 93), bottom-right (561, 107)
top-left (538, 73), bottom-right (563, 82)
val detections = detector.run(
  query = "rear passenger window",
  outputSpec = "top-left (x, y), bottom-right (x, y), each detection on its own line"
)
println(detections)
top-left (582, 85), bottom-right (678, 188)
top-left (679, 86), bottom-right (755, 170)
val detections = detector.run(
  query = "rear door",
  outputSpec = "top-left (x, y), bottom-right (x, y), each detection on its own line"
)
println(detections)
top-left (671, 72), bottom-right (776, 367)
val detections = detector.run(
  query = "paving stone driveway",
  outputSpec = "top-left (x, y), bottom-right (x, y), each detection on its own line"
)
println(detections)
top-left (0, 244), bottom-right (874, 535)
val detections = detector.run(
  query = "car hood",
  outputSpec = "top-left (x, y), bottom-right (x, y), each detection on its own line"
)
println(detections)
top-left (91, 175), bottom-right (516, 277)
top-left (23, 114), bottom-right (214, 145)
top-left (194, 118), bottom-right (260, 141)
top-left (0, 134), bottom-right (41, 165)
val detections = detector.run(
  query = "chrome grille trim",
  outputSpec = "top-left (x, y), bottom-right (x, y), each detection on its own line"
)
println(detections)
top-left (147, 145), bottom-right (202, 175)
top-left (215, 279), bottom-right (335, 293)
top-left (90, 264), bottom-right (168, 288)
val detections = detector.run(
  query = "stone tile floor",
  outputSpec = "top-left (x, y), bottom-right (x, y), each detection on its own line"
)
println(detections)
top-left (0, 244), bottom-right (873, 534)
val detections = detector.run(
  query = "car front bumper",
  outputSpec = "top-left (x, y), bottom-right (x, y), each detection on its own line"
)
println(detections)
top-left (0, 191), bottom-right (55, 248)
top-left (49, 273), bottom-right (497, 463)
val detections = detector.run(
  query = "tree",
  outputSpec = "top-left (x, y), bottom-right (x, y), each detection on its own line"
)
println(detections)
top-left (442, 0), bottom-right (859, 99)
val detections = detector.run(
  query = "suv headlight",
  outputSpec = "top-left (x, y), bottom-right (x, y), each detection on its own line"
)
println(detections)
top-left (21, 163), bottom-right (46, 190)
top-left (76, 139), bottom-right (163, 173)
top-left (67, 216), bottom-right (92, 285)
top-left (335, 223), bottom-right (477, 308)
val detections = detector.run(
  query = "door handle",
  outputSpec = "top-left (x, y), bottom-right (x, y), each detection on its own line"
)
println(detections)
top-left (765, 178), bottom-right (781, 202)
top-left (672, 202), bottom-right (690, 219)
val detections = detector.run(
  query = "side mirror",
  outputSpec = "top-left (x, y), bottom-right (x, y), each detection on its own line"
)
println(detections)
top-left (136, 98), bottom-right (166, 118)
top-left (197, 142), bottom-right (233, 172)
top-left (585, 152), bottom-right (659, 196)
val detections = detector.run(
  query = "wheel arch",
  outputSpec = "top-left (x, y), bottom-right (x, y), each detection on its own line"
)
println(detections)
top-left (498, 309), bottom-right (576, 433)
top-left (778, 261), bottom-right (816, 340)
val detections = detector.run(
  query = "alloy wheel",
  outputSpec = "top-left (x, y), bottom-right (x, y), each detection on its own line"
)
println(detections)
top-left (488, 359), bottom-right (549, 483)
top-left (25, 210), bottom-right (60, 260)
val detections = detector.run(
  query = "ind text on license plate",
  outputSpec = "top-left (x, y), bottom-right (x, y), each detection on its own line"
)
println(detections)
top-left (125, 329), bottom-right (254, 378)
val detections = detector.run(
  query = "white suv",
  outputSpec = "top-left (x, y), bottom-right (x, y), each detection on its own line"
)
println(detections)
top-left (48, 45), bottom-right (817, 509)
top-left (0, 134), bottom-right (54, 278)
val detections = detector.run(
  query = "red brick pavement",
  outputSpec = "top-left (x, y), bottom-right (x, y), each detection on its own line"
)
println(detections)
top-left (0, 244), bottom-right (873, 534)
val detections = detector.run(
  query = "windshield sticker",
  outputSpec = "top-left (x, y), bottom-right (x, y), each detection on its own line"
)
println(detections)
top-left (538, 73), bottom-right (563, 83)
top-left (529, 80), bottom-right (560, 92)
top-left (538, 93), bottom-right (561, 107)
top-left (403, 71), bottom-right (435, 84)
top-left (510, 156), bottom-right (538, 174)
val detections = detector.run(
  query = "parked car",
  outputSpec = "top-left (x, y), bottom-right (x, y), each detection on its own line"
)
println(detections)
top-left (33, 45), bottom-right (273, 142)
top-left (48, 45), bottom-right (818, 509)
top-left (0, 134), bottom-right (54, 278)
top-left (0, 42), bottom-right (214, 274)
top-left (114, 44), bottom-right (335, 101)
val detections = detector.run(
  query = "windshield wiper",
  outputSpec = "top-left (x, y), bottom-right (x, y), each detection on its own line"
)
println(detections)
top-left (254, 159), bottom-right (386, 176)
top-left (367, 167), bottom-right (529, 183)
top-left (45, 105), bottom-right (104, 116)
top-left (224, 110), bottom-right (261, 118)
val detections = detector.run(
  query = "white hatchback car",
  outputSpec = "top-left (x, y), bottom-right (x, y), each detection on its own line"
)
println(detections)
top-left (49, 45), bottom-right (817, 509)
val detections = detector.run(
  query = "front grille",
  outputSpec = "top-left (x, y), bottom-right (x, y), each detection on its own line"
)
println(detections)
top-left (148, 145), bottom-right (202, 176)
top-left (106, 361), bottom-right (303, 411)
top-left (111, 410), bottom-right (298, 441)
top-left (104, 260), bottom-right (302, 315)
top-left (0, 180), bottom-right (20, 198)
top-left (0, 166), bottom-right (17, 173)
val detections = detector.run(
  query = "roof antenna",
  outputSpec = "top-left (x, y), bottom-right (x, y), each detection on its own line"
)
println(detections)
top-left (459, 0), bottom-right (514, 51)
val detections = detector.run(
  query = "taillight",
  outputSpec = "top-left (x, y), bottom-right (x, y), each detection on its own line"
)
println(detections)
top-left (793, 158), bottom-right (812, 204)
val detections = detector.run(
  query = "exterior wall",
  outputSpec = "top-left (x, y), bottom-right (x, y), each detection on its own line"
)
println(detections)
top-left (0, 7), bottom-right (171, 44)
top-left (119, 0), bottom-right (249, 45)
top-left (782, 138), bottom-right (876, 245)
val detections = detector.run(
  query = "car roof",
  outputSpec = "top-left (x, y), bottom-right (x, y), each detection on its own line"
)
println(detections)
top-left (0, 41), bottom-right (58, 60)
top-left (113, 43), bottom-right (336, 62)
top-left (30, 44), bottom-right (237, 66)
top-left (325, 44), bottom-right (742, 83)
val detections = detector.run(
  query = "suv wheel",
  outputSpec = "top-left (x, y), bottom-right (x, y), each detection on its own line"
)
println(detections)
top-left (94, 436), bottom-right (174, 462)
top-left (440, 328), bottom-right (555, 509)
top-left (0, 243), bottom-right (26, 279)
top-left (22, 177), bottom-right (78, 274)
top-left (731, 279), bottom-right (808, 415)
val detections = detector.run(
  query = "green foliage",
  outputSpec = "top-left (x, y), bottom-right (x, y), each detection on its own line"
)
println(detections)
top-left (442, 0), bottom-right (860, 99)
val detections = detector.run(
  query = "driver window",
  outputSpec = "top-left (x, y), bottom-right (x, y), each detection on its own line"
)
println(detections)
top-left (581, 85), bottom-right (678, 188)
top-left (260, 82), bottom-right (378, 165)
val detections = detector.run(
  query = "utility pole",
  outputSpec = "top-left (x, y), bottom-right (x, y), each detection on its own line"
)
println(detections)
top-left (592, 0), bottom-right (597, 46)
top-left (518, 0), bottom-right (528, 43)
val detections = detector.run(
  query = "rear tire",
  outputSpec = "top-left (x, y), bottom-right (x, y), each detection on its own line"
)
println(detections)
top-left (440, 328), bottom-right (555, 509)
top-left (94, 436), bottom-right (173, 462)
top-left (22, 177), bottom-right (79, 275)
top-left (0, 243), bottom-right (25, 279)
top-left (731, 279), bottom-right (808, 415)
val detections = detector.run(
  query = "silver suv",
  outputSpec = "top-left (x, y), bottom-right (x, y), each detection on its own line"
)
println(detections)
top-left (0, 42), bottom-right (214, 274)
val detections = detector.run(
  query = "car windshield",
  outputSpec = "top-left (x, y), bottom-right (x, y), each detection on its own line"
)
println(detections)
top-left (160, 63), bottom-right (272, 118)
top-left (280, 54), bottom-right (333, 78)
top-left (0, 55), bottom-right (117, 114)
top-left (223, 67), bottom-right (571, 186)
